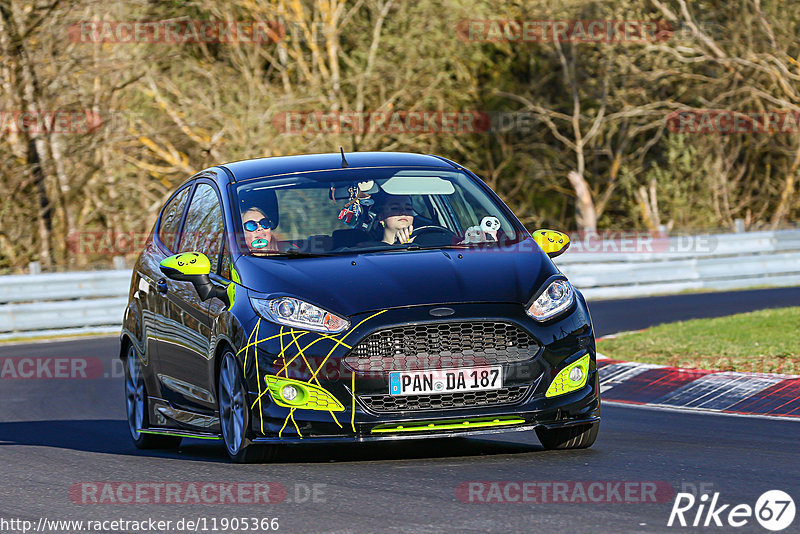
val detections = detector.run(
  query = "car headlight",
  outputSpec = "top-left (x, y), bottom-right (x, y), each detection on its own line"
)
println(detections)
top-left (250, 297), bottom-right (350, 333)
top-left (526, 279), bottom-right (574, 321)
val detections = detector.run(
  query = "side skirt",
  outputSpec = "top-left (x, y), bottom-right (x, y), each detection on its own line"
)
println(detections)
top-left (138, 428), bottom-right (221, 440)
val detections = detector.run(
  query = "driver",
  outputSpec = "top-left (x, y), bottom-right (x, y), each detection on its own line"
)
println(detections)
top-left (374, 194), bottom-right (417, 244)
top-left (241, 206), bottom-right (279, 252)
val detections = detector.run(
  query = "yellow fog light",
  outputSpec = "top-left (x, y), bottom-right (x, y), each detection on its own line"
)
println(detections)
top-left (264, 375), bottom-right (345, 411)
top-left (545, 354), bottom-right (590, 398)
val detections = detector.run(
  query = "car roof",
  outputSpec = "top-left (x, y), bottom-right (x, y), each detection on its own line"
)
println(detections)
top-left (218, 151), bottom-right (458, 182)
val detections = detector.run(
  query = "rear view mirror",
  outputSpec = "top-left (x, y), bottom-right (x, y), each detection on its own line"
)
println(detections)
top-left (159, 252), bottom-right (229, 305)
top-left (532, 229), bottom-right (570, 258)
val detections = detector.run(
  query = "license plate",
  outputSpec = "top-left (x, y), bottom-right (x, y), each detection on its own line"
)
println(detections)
top-left (389, 366), bottom-right (503, 396)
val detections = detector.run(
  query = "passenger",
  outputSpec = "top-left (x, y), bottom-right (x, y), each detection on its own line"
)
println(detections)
top-left (241, 207), bottom-right (279, 252)
top-left (374, 194), bottom-right (417, 244)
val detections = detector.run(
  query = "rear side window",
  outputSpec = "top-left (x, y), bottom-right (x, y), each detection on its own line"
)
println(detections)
top-left (158, 186), bottom-right (191, 250)
top-left (179, 183), bottom-right (225, 270)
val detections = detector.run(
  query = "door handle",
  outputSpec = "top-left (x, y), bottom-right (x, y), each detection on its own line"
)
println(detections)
top-left (156, 278), bottom-right (169, 295)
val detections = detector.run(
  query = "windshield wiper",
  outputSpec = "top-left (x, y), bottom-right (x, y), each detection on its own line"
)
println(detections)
top-left (253, 249), bottom-right (333, 258)
top-left (283, 249), bottom-right (334, 257)
top-left (458, 241), bottom-right (502, 248)
top-left (402, 242), bottom-right (499, 251)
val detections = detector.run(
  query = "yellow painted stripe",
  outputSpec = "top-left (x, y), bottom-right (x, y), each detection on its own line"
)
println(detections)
top-left (289, 408), bottom-right (302, 438)
top-left (370, 418), bottom-right (526, 434)
top-left (350, 369), bottom-right (356, 433)
top-left (254, 319), bottom-right (264, 434)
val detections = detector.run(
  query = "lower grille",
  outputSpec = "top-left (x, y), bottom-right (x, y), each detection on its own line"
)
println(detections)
top-left (358, 385), bottom-right (530, 413)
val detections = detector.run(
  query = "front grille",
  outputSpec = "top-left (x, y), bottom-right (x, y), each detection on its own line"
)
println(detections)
top-left (358, 385), bottom-right (530, 413)
top-left (344, 321), bottom-right (540, 373)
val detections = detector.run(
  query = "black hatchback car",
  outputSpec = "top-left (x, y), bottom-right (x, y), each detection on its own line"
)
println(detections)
top-left (121, 151), bottom-right (600, 462)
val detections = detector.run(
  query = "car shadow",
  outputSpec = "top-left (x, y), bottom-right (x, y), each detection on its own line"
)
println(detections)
top-left (0, 419), bottom-right (560, 463)
top-left (265, 436), bottom-right (545, 463)
top-left (0, 419), bottom-right (225, 461)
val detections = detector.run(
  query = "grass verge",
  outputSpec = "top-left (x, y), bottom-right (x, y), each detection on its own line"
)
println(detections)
top-left (596, 307), bottom-right (800, 374)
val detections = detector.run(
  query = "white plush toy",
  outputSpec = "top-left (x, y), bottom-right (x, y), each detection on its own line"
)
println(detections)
top-left (462, 226), bottom-right (485, 244)
top-left (480, 216), bottom-right (500, 241)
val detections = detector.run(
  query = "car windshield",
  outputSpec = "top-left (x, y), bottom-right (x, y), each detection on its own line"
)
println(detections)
top-left (232, 167), bottom-right (521, 256)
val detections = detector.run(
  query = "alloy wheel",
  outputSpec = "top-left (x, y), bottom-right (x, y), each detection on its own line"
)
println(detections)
top-left (219, 352), bottom-right (246, 455)
top-left (125, 345), bottom-right (145, 440)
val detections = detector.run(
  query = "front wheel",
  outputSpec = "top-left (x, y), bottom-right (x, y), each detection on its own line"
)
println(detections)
top-left (535, 421), bottom-right (599, 450)
top-left (218, 351), bottom-right (274, 463)
top-left (124, 344), bottom-right (181, 449)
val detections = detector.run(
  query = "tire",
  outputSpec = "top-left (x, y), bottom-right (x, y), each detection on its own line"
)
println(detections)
top-left (536, 421), bottom-right (599, 450)
top-left (124, 344), bottom-right (182, 449)
top-left (218, 350), bottom-right (274, 463)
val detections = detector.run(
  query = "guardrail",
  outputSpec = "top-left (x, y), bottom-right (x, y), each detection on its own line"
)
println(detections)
top-left (1, 229), bottom-right (799, 337)
top-left (558, 229), bottom-right (800, 300)
top-left (0, 270), bottom-right (131, 337)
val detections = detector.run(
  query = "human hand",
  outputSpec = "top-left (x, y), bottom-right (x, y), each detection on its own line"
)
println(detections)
top-left (395, 224), bottom-right (414, 244)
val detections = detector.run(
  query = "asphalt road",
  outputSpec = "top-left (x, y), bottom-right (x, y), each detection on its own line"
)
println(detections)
top-left (1, 287), bottom-right (798, 534)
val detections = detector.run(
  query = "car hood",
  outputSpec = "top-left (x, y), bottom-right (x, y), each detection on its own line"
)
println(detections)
top-left (234, 240), bottom-right (558, 317)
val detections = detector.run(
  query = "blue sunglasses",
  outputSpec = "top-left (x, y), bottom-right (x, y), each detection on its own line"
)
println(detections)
top-left (243, 217), bottom-right (272, 232)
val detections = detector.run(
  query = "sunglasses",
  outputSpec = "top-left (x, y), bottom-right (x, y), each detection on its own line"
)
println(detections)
top-left (383, 204), bottom-right (417, 216)
top-left (243, 217), bottom-right (272, 232)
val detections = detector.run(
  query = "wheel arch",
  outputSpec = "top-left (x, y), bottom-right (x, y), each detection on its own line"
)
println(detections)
top-left (213, 337), bottom-right (236, 392)
top-left (119, 333), bottom-right (132, 359)
top-left (120, 295), bottom-right (145, 362)
top-left (209, 309), bottom-right (250, 389)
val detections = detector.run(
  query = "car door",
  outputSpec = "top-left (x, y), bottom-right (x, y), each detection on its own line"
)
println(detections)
top-left (154, 180), bottom-right (225, 415)
top-left (142, 183), bottom-right (193, 379)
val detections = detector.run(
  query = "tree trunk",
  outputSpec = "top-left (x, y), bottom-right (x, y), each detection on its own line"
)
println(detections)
top-left (0, 2), bottom-right (55, 266)
top-left (28, 138), bottom-right (53, 266)
top-left (567, 170), bottom-right (597, 232)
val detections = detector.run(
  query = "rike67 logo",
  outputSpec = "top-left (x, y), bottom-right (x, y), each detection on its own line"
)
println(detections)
top-left (668, 490), bottom-right (795, 531)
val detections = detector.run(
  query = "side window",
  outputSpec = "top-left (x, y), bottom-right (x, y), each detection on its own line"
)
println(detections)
top-left (179, 183), bottom-right (225, 270)
top-left (158, 186), bottom-right (191, 250)
top-left (448, 188), bottom-right (482, 223)
top-left (411, 195), bottom-right (435, 221)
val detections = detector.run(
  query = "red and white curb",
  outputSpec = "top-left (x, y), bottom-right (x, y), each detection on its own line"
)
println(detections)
top-left (596, 353), bottom-right (800, 419)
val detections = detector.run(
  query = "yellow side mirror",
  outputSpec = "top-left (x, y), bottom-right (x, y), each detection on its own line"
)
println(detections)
top-left (532, 229), bottom-right (570, 258)
top-left (159, 252), bottom-right (229, 306)
top-left (160, 252), bottom-right (211, 278)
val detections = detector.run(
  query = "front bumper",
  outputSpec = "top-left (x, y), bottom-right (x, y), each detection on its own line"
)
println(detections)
top-left (240, 298), bottom-right (599, 441)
